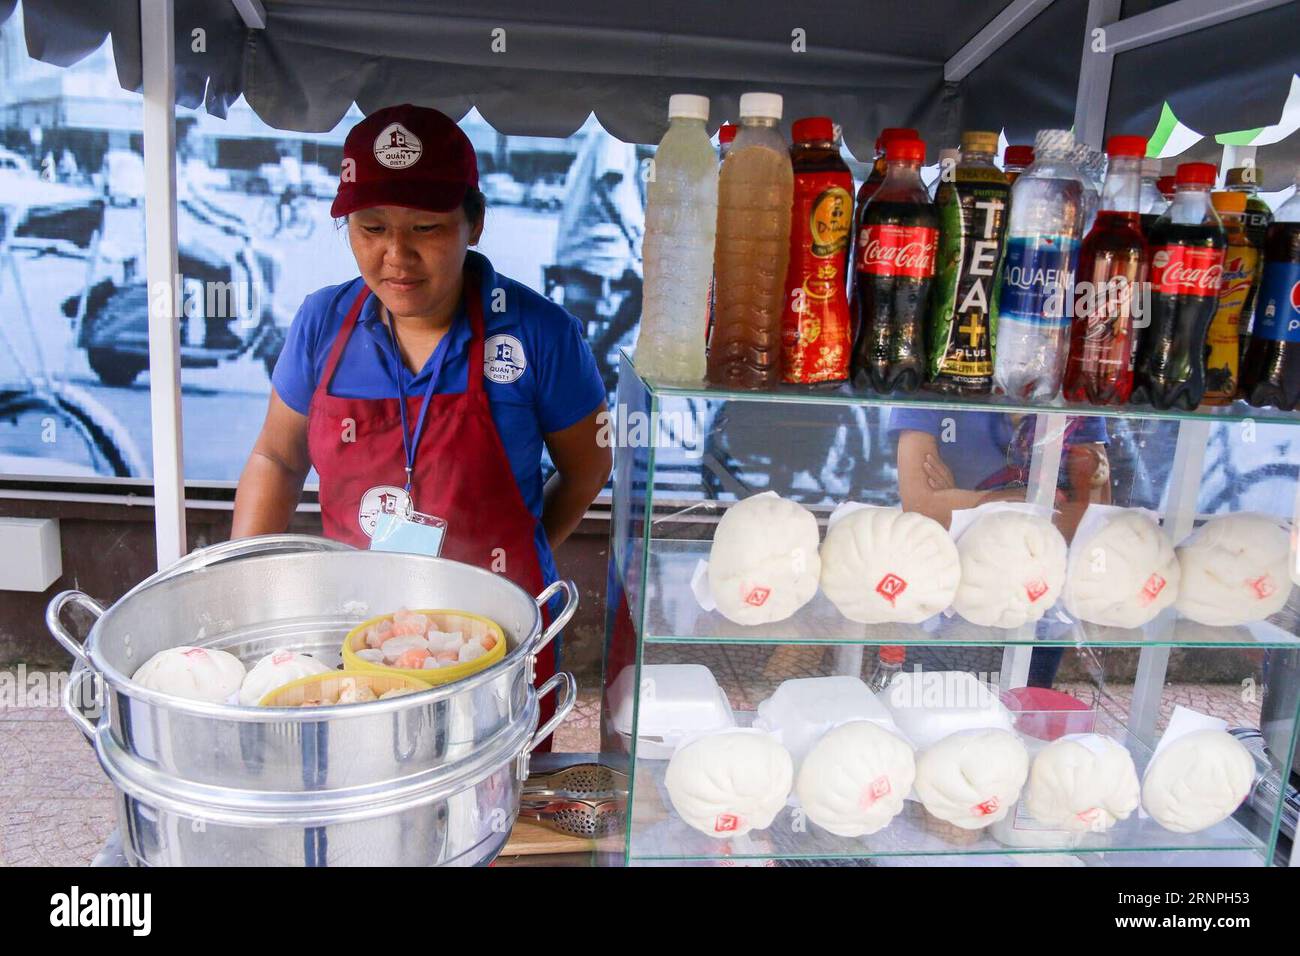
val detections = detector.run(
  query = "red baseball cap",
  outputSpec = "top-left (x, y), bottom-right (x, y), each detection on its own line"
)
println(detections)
top-left (330, 103), bottom-right (479, 218)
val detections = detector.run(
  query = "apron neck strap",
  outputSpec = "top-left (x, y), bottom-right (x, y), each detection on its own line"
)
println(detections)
top-left (321, 284), bottom-right (370, 392)
top-left (463, 262), bottom-right (487, 397)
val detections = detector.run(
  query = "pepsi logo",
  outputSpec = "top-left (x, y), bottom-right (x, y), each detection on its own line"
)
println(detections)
top-left (1291, 281), bottom-right (1300, 313)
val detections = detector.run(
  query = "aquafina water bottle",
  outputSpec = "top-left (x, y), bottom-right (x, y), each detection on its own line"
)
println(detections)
top-left (992, 129), bottom-right (1087, 401)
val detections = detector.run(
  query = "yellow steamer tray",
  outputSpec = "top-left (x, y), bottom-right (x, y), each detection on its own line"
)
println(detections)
top-left (341, 609), bottom-right (508, 686)
top-left (259, 670), bottom-right (427, 707)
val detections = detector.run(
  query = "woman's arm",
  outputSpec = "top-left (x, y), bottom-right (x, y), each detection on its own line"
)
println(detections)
top-left (896, 430), bottom-right (995, 528)
top-left (1057, 442), bottom-right (1111, 542)
top-left (231, 393), bottom-right (313, 538)
top-left (541, 403), bottom-right (613, 550)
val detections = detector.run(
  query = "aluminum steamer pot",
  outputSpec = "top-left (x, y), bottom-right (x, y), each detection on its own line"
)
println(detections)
top-left (98, 678), bottom-right (573, 866)
top-left (46, 536), bottom-right (579, 865)
top-left (48, 536), bottom-right (577, 791)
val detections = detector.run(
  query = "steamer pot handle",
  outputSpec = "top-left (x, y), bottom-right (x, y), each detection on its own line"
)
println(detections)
top-left (46, 589), bottom-right (106, 670)
top-left (528, 671), bottom-right (577, 755)
top-left (63, 664), bottom-right (101, 740)
top-left (533, 580), bottom-right (578, 655)
top-left (121, 534), bottom-right (353, 601)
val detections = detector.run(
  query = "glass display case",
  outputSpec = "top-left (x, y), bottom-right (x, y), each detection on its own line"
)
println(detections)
top-left (601, 351), bottom-right (1300, 867)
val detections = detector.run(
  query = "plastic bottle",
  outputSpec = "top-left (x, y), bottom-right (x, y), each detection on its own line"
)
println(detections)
top-left (1202, 191), bottom-right (1257, 404)
top-left (780, 117), bottom-right (854, 385)
top-left (1226, 165), bottom-right (1274, 364)
top-left (928, 130), bottom-right (1010, 394)
top-left (932, 147), bottom-right (961, 200)
top-left (1138, 158), bottom-right (1167, 238)
top-left (707, 93), bottom-right (794, 390)
top-left (1064, 135), bottom-right (1149, 405)
top-left (992, 129), bottom-right (1087, 401)
top-left (1133, 162), bottom-right (1227, 410)
top-left (704, 123), bottom-right (738, 351)
top-left (850, 137), bottom-right (938, 393)
top-left (1003, 145), bottom-right (1034, 185)
top-left (1241, 175), bottom-right (1300, 410)
top-left (867, 646), bottom-right (906, 694)
top-left (855, 127), bottom-right (918, 209)
top-left (636, 94), bottom-right (718, 385)
top-left (1073, 142), bottom-right (1106, 235)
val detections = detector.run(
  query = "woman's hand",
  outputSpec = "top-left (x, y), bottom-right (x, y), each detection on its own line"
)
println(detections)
top-left (922, 452), bottom-right (956, 491)
top-left (541, 403), bottom-right (613, 550)
top-left (232, 393), bottom-right (312, 539)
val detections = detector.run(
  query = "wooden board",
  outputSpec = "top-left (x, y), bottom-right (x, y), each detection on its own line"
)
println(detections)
top-left (503, 817), bottom-right (596, 856)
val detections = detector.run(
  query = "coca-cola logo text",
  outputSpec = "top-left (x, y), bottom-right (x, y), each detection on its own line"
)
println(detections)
top-left (856, 224), bottom-right (936, 278)
top-left (1151, 246), bottom-right (1225, 296)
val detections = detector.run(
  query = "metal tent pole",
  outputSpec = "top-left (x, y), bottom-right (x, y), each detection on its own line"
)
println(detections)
top-left (141, 0), bottom-right (186, 567)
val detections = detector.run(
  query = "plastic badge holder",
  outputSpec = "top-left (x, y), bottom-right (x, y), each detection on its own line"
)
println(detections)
top-left (608, 664), bottom-right (736, 760)
top-left (752, 675), bottom-right (898, 769)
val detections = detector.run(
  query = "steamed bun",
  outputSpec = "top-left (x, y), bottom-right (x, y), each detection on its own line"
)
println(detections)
top-left (665, 732), bottom-right (793, 838)
top-left (795, 721), bottom-right (915, 836)
top-left (1024, 734), bottom-right (1140, 832)
top-left (708, 493), bottom-right (821, 625)
top-left (819, 507), bottom-right (960, 623)
top-left (952, 511), bottom-right (1067, 628)
top-left (1141, 729), bottom-right (1254, 833)
top-left (132, 646), bottom-right (245, 703)
top-left (913, 729), bottom-right (1029, 829)
top-left (1065, 510), bottom-right (1180, 628)
top-left (238, 650), bottom-right (333, 706)
top-left (1175, 514), bottom-right (1292, 626)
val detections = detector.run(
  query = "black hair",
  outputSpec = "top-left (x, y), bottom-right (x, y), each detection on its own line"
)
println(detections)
top-left (334, 187), bottom-right (487, 232)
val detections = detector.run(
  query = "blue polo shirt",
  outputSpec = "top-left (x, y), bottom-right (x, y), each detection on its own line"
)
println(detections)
top-left (887, 408), bottom-right (1108, 491)
top-left (272, 250), bottom-right (606, 597)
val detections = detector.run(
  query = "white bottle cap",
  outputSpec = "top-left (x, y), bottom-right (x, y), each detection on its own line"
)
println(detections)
top-left (668, 94), bottom-right (710, 121)
top-left (739, 92), bottom-right (783, 121)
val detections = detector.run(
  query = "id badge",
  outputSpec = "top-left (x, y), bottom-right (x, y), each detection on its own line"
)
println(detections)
top-left (369, 508), bottom-right (448, 557)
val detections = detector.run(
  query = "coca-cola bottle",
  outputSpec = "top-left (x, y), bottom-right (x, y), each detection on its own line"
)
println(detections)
top-left (1063, 135), bottom-right (1149, 405)
top-left (1133, 162), bottom-right (1227, 410)
top-left (850, 138), bottom-right (938, 393)
top-left (850, 127), bottom-right (917, 304)
top-left (1241, 173), bottom-right (1300, 410)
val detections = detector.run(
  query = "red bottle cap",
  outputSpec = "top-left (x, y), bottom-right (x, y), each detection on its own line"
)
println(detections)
top-left (875, 126), bottom-right (918, 152)
top-left (792, 116), bottom-right (835, 143)
top-left (886, 138), bottom-right (926, 163)
top-left (878, 646), bottom-right (906, 665)
top-left (1106, 135), bottom-right (1147, 158)
top-left (1004, 145), bottom-right (1034, 167)
top-left (1175, 162), bottom-right (1218, 186)
top-left (1157, 175), bottom-right (1176, 197)
top-left (718, 123), bottom-right (737, 145)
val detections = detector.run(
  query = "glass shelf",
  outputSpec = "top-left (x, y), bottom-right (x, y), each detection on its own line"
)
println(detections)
top-left (627, 350), bottom-right (1300, 427)
top-left (626, 709), bottom-right (1275, 865)
top-left (639, 539), bottom-right (1300, 648)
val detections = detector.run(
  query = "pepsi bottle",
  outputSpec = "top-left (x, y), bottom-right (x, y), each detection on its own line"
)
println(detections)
top-left (1241, 175), bottom-right (1300, 410)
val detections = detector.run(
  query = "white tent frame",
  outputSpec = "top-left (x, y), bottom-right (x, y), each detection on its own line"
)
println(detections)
top-left (135, 0), bottom-right (1297, 865)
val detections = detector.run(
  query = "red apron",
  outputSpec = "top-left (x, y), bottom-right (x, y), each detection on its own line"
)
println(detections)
top-left (306, 268), bottom-right (557, 738)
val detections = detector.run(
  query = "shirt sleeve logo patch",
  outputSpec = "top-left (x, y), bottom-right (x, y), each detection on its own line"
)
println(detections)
top-left (373, 123), bottom-right (423, 169)
top-left (484, 334), bottom-right (527, 384)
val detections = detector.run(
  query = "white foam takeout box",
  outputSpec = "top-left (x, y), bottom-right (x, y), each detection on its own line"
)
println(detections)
top-left (608, 664), bottom-right (736, 760)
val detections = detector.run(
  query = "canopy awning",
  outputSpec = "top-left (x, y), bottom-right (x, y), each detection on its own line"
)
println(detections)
top-left (4, 0), bottom-right (1298, 165)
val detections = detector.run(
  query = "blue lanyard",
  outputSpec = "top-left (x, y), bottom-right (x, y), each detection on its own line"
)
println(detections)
top-left (384, 308), bottom-right (449, 498)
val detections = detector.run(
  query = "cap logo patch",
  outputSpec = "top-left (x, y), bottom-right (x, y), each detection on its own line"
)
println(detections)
top-left (373, 122), bottom-right (423, 169)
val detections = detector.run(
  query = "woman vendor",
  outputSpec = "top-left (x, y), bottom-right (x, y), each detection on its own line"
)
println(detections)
top-left (232, 104), bottom-right (612, 730)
